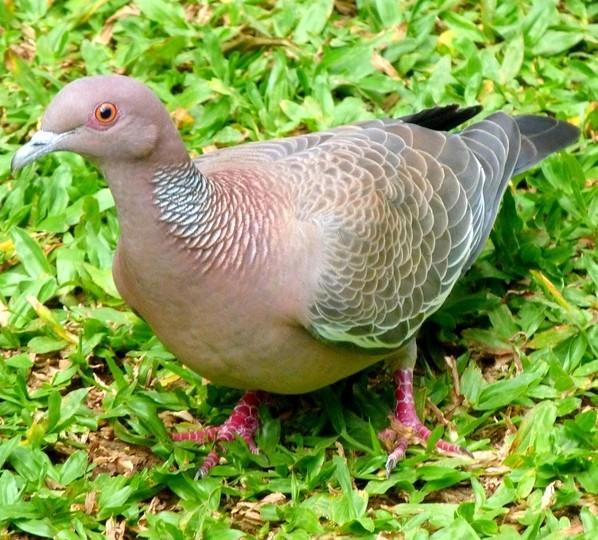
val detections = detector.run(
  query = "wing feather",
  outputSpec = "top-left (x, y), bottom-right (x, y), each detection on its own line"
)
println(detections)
top-left (193, 110), bottom-right (561, 353)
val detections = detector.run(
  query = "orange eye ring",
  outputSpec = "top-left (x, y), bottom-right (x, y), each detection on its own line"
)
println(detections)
top-left (94, 102), bottom-right (118, 124)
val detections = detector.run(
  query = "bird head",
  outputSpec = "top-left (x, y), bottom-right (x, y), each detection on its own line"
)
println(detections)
top-left (11, 75), bottom-right (187, 173)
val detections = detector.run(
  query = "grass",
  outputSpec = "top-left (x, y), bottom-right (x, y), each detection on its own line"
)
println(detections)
top-left (0, 0), bottom-right (597, 537)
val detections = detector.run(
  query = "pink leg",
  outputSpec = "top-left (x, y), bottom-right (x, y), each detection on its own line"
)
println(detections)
top-left (380, 368), bottom-right (470, 475)
top-left (172, 391), bottom-right (266, 475)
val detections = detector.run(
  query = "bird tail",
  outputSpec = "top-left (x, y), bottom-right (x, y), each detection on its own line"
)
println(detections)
top-left (457, 112), bottom-right (578, 270)
top-left (512, 115), bottom-right (580, 175)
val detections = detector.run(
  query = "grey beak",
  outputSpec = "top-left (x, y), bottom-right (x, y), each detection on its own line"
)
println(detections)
top-left (11, 130), bottom-right (68, 173)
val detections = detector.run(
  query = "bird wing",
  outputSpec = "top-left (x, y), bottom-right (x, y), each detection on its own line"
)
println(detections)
top-left (283, 119), bottom-right (490, 352)
top-left (194, 111), bottom-right (573, 353)
top-left (284, 114), bottom-right (521, 352)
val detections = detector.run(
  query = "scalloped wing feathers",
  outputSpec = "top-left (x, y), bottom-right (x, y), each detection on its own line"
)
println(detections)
top-left (194, 110), bottom-right (578, 352)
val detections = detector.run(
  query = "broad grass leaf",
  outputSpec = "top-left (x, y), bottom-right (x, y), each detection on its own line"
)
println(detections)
top-left (13, 519), bottom-right (57, 539)
top-left (511, 401), bottom-right (557, 454)
top-left (374, 0), bottom-right (402, 26)
top-left (96, 477), bottom-right (135, 520)
top-left (8, 446), bottom-right (51, 484)
top-left (293, 0), bottom-right (333, 44)
top-left (8, 276), bottom-right (58, 328)
top-left (45, 390), bottom-right (61, 433)
top-left (125, 395), bottom-right (169, 440)
top-left (523, 0), bottom-right (558, 46)
top-left (527, 325), bottom-right (577, 349)
top-left (81, 263), bottom-right (120, 298)
top-left (321, 43), bottom-right (375, 80)
top-left (136, 0), bottom-right (187, 29)
top-left (499, 34), bottom-right (524, 85)
top-left (429, 517), bottom-right (480, 540)
top-left (0, 503), bottom-right (40, 523)
top-left (427, 56), bottom-right (454, 103)
top-left (460, 364), bottom-right (485, 407)
top-left (59, 450), bottom-right (88, 486)
top-left (56, 388), bottom-right (93, 432)
top-left (27, 336), bottom-right (67, 354)
top-left (329, 457), bottom-right (368, 526)
top-left (580, 507), bottom-right (598, 534)
top-left (0, 470), bottom-right (21, 508)
top-left (573, 360), bottom-right (598, 378)
top-left (0, 437), bottom-right (20, 470)
top-left (564, 410), bottom-right (597, 449)
top-left (443, 12), bottom-right (486, 42)
top-left (10, 227), bottom-right (52, 278)
top-left (475, 371), bottom-right (543, 411)
top-left (532, 31), bottom-right (583, 56)
top-left (577, 462), bottom-right (598, 494)
top-left (4, 52), bottom-right (48, 105)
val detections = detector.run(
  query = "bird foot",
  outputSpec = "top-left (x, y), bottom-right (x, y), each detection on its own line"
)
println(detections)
top-left (379, 368), bottom-right (471, 476)
top-left (171, 391), bottom-right (266, 476)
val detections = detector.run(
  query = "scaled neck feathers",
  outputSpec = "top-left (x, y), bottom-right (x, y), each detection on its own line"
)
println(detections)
top-left (152, 160), bottom-right (215, 245)
top-left (150, 160), bottom-right (271, 273)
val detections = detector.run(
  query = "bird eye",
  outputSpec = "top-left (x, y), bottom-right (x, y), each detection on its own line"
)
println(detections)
top-left (94, 102), bottom-right (118, 124)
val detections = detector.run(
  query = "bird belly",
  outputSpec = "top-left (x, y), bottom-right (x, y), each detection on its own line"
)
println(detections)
top-left (154, 317), bottom-right (384, 394)
top-left (113, 243), bottom-right (383, 394)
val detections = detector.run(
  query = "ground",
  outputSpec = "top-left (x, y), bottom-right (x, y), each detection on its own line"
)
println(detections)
top-left (0, 0), bottom-right (597, 538)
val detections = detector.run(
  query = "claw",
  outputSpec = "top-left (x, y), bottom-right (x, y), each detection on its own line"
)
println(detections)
top-left (385, 456), bottom-right (396, 478)
top-left (172, 391), bottom-right (266, 475)
top-left (457, 446), bottom-right (474, 459)
top-left (385, 439), bottom-right (409, 477)
top-left (380, 368), bottom-right (470, 473)
top-left (198, 450), bottom-right (221, 477)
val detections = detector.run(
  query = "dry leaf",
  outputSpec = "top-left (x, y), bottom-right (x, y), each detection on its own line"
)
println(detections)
top-left (105, 517), bottom-right (125, 540)
top-left (96, 5), bottom-right (141, 45)
top-left (371, 53), bottom-right (399, 79)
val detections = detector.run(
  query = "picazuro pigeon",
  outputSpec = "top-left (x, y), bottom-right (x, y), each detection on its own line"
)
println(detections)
top-left (12, 76), bottom-right (579, 475)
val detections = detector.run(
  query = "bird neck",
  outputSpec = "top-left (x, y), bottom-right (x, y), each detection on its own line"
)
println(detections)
top-left (152, 160), bottom-right (215, 243)
top-left (150, 160), bottom-right (277, 274)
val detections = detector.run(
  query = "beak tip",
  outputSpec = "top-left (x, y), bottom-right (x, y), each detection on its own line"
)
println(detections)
top-left (10, 156), bottom-right (21, 175)
top-left (10, 130), bottom-right (65, 175)
top-left (10, 149), bottom-right (29, 175)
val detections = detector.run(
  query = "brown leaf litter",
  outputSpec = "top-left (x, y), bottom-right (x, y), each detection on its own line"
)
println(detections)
top-left (230, 492), bottom-right (287, 533)
top-left (87, 426), bottom-right (161, 477)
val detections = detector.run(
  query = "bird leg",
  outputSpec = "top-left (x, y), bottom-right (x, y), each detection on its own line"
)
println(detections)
top-left (171, 391), bottom-right (266, 476)
top-left (380, 368), bottom-right (471, 475)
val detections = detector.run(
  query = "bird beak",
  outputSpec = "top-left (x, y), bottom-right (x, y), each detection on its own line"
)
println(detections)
top-left (11, 130), bottom-right (68, 173)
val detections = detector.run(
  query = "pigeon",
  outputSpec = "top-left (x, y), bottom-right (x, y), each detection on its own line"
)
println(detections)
top-left (12, 75), bottom-right (579, 474)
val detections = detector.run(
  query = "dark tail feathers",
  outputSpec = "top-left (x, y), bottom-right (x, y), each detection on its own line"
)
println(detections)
top-left (400, 104), bottom-right (482, 132)
top-left (513, 115), bottom-right (580, 175)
